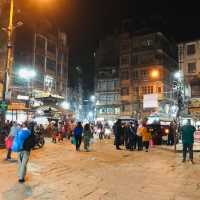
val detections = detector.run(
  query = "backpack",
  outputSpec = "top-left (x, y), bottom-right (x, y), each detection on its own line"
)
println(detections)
top-left (23, 134), bottom-right (36, 151)
top-left (12, 129), bottom-right (30, 152)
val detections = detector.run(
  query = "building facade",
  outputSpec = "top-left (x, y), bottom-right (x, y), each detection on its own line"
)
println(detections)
top-left (95, 36), bottom-right (120, 122)
top-left (120, 31), bottom-right (178, 118)
top-left (178, 40), bottom-right (200, 118)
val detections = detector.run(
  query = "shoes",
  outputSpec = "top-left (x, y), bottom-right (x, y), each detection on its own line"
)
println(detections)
top-left (116, 148), bottom-right (122, 150)
top-left (190, 160), bottom-right (195, 164)
top-left (18, 179), bottom-right (25, 183)
top-left (182, 159), bottom-right (186, 163)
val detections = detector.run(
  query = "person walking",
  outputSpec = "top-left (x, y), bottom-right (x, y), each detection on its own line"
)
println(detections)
top-left (12, 122), bottom-right (35, 183)
top-left (83, 123), bottom-right (93, 151)
top-left (5, 122), bottom-right (18, 160)
top-left (113, 119), bottom-right (122, 150)
top-left (141, 122), bottom-right (151, 152)
top-left (181, 119), bottom-right (196, 163)
top-left (73, 122), bottom-right (83, 151)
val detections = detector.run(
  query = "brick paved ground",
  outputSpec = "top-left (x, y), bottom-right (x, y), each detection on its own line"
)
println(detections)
top-left (0, 139), bottom-right (200, 200)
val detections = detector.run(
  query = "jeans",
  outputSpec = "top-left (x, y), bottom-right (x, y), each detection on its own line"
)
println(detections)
top-left (75, 135), bottom-right (82, 150)
top-left (18, 151), bottom-right (30, 180)
top-left (183, 143), bottom-right (193, 161)
top-left (6, 149), bottom-right (12, 159)
top-left (137, 136), bottom-right (143, 150)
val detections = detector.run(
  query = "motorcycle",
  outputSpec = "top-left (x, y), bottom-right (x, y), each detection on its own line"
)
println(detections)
top-left (34, 129), bottom-right (45, 148)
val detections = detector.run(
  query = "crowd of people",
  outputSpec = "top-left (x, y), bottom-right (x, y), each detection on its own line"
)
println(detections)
top-left (0, 117), bottom-right (197, 184)
top-left (113, 119), bottom-right (151, 152)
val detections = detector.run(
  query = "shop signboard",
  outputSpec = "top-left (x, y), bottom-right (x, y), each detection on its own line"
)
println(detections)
top-left (8, 102), bottom-right (27, 110)
top-left (194, 131), bottom-right (200, 143)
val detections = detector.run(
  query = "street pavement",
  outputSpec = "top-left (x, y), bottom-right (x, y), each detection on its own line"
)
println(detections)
top-left (0, 139), bottom-right (200, 200)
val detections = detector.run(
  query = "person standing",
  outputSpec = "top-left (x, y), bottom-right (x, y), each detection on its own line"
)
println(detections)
top-left (83, 123), bottom-right (93, 151)
top-left (136, 122), bottom-right (143, 151)
top-left (73, 122), bottom-right (83, 151)
top-left (52, 123), bottom-right (58, 143)
top-left (181, 119), bottom-right (196, 163)
top-left (113, 119), bottom-right (122, 150)
top-left (141, 122), bottom-right (151, 152)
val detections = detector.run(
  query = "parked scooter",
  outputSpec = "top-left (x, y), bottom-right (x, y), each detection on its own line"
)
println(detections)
top-left (34, 125), bottom-right (45, 148)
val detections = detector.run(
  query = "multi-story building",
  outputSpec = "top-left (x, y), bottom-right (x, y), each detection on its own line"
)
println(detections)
top-left (178, 40), bottom-right (200, 118)
top-left (95, 35), bottom-right (120, 122)
top-left (6, 20), bottom-right (69, 121)
top-left (0, 0), bottom-right (9, 99)
top-left (119, 31), bottom-right (178, 118)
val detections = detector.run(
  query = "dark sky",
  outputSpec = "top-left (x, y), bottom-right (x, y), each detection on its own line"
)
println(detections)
top-left (15, 0), bottom-right (200, 95)
top-left (59, 0), bottom-right (200, 94)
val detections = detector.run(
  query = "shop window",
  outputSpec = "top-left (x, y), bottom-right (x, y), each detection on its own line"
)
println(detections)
top-left (121, 87), bottom-right (129, 96)
top-left (188, 62), bottom-right (196, 73)
top-left (187, 44), bottom-right (195, 55)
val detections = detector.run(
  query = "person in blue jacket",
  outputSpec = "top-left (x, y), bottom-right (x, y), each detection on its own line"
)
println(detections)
top-left (73, 122), bottom-right (83, 151)
top-left (15, 122), bottom-right (32, 183)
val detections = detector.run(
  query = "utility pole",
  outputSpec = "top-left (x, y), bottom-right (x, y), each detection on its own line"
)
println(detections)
top-left (2, 0), bottom-right (14, 122)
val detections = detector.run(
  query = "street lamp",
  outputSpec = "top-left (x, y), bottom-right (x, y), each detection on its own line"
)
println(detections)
top-left (150, 69), bottom-right (159, 79)
top-left (18, 68), bottom-right (36, 80)
top-left (61, 101), bottom-right (70, 110)
top-left (90, 95), bottom-right (96, 102)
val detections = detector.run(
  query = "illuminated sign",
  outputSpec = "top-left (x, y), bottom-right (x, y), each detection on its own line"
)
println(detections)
top-left (17, 95), bottom-right (29, 100)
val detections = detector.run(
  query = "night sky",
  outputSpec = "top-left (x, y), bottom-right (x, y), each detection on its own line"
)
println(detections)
top-left (16, 0), bottom-right (200, 95)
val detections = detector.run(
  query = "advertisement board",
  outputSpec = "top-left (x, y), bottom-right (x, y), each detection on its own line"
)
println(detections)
top-left (143, 94), bottom-right (158, 109)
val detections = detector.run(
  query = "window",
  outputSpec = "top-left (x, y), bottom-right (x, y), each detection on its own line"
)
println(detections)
top-left (141, 86), bottom-right (153, 94)
top-left (187, 44), bottom-right (195, 55)
top-left (188, 62), bottom-right (196, 73)
top-left (120, 42), bottom-right (129, 51)
top-left (133, 71), bottom-right (139, 80)
top-left (121, 87), bottom-right (129, 96)
top-left (133, 87), bottom-right (139, 96)
top-left (107, 94), bottom-right (114, 102)
top-left (141, 70), bottom-right (148, 79)
top-left (158, 87), bottom-right (162, 93)
top-left (121, 71), bottom-right (129, 80)
top-left (120, 55), bottom-right (129, 65)
top-left (36, 35), bottom-right (45, 51)
top-left (44, 75), bottom-right (55, 91)
top-left (47, 41), bottom-right (56, 54)
top-left (147, 86), bottom-right (154, 94)
top-left (46, 58), bottom-right (56, 71)
top-left (115, 107), bottom-right (120, 114)
top-left (107, 108), bottom-right (114, 114)
top-left (131, 55), bottom-right (138, 65)
top-left (35, 54), bottom-right (45, 67)
top-left (122, 104), bottom-right (130, 112)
